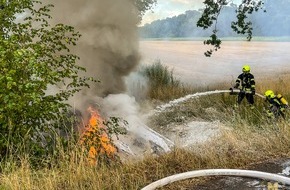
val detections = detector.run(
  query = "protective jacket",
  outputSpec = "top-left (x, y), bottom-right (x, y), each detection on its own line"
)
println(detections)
top-left (266, 94), bottom-right (288, 119)
top-left (234, 73), bottom-right (255, 93)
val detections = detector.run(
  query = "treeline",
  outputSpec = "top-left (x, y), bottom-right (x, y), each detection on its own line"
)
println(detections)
top-left (139, 0), bottom-right (290, 38)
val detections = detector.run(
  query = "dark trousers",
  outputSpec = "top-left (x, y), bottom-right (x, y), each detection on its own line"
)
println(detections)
top-left (269, 105), bottom-right (286, 119)
top-left (237, 92), bottom-right (254, 105)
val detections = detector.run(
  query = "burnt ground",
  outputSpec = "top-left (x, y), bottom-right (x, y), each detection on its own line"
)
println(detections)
top-left (186, 158), bottom-right (290, 190)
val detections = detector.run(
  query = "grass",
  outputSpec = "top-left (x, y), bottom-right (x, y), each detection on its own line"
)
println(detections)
top-left (139, 59), bottom-right (194, 101)
top-left (1, 62), bottom-right (290, 189)
top-left (1, 123), bottom-right (289, 189)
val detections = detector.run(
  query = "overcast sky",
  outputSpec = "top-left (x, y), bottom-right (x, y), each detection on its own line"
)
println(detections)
top-left (140, 0), bottom-right (242, 26)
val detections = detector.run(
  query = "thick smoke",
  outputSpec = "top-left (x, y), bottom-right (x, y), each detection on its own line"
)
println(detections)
top-left (43, 1), bottom-right (173, 153)
top-left (45, 0), bottom-right (141, 113)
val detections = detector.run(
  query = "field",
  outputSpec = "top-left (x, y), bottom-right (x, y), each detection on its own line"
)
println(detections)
top-left (139, 40), bottom-right (290, 88)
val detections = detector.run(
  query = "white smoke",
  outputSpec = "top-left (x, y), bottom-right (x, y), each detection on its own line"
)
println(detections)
top-left (125, 70), bottom-right (149, 102)
top-left (100, 94), bottom-right (173, 154)
top-left (44, 0), bottom-right (141, 112)
top-left (42, 0), bottom-right (172, 154)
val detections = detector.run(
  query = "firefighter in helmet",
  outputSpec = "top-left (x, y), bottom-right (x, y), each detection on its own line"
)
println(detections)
top-left (232, 65), bottom-right (256, 108)
top-left (264, 90), bottom-right (289, 119)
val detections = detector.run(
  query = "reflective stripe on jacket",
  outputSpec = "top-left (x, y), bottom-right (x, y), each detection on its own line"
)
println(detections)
top-left (235, 73), bottom-right (255, 91)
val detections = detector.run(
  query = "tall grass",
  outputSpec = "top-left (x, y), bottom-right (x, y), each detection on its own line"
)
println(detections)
top-left (1, 122), bottom-right (289, 189)
top-left (1, 64), bottom-right (290, 189)
top-left (140, 59), bottom-right (193, 101)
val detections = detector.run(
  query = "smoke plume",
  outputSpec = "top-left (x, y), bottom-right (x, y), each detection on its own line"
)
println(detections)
top-left (39, 1), bottom-right (177, 154)
top-left (45, 0), bottom-right (141, 113)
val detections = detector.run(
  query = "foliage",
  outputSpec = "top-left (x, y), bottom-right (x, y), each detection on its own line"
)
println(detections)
top-left (232, 0), bottom-right (265, 39)
top-left (135, 0), bottom-right (157, 23)
top-left (103, 116), bottom-right (128, 139)
top-left (196, 0), bottom-right (226, 56)
top-left (139, 10), bottom-right (204, 38)
top-left (0, 0), bottom-right (95, 162)
top-left (197, 0), bottom-right (265, 56)
top-left (140, 0), bottom-right (290, 40)
top-left (139, 0), bottom-right (290, 56)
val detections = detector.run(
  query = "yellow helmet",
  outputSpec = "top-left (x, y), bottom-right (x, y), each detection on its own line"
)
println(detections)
top-left (264, 90), bottom-right (275, 98)
top-left (242, 65), bottom-right (250, 73)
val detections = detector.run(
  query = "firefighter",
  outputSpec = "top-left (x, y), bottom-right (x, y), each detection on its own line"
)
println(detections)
top-left (264, 90), bottom-right (289, 119)
top-left (231, 65), bottom-right (256, 108)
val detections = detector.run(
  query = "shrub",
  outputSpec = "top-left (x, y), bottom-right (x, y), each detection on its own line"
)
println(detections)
top-left (0, 0), bottom-right (95, 163)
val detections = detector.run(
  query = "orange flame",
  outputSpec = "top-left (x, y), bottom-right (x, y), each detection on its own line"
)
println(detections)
top-left (80, 106), bottom-right (117, 165)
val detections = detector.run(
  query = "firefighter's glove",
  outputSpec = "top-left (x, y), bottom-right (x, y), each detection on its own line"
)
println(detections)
top-left (229, 88), bottom-right (234, 95)
top-left (252, 90), bottom-right (255, 95)
top-left (267, 111), bottom-right (274, 119)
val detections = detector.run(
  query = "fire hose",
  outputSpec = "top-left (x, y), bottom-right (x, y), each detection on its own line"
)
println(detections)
top-left (141, 169), bottom-right (290, 190)
top-left (154, 89), bottom-right (265, 113)
top-left (141, 91), bottom-right (288, 190)
top-left (230, 88), bottom-right (265, 99)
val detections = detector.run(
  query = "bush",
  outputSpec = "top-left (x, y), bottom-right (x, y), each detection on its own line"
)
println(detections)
top-left (0, 1), bottom-right (95, 163)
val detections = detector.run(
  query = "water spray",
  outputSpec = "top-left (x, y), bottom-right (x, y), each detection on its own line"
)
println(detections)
top-left (141, 169), bottom-right (290, 190)
top-left (148, 89), bottom-right (265, 115)
top-left (135, 89), bottom-right (264, 153)
top-left (141, 91), bottom-right (277, 189)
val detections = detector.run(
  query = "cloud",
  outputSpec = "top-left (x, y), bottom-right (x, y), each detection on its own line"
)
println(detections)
top-left (140, 0), bottom-right (205, 26)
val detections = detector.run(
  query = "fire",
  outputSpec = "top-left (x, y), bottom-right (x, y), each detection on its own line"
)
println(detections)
top-left (80, 106), bottom-right (117, 165)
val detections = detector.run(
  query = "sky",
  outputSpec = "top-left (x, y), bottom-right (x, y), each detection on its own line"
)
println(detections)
top-left (140, 0), bottom-right (242, 26)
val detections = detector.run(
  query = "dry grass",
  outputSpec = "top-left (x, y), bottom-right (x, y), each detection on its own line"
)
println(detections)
top-left (140, 60), bottom-right (195, 101)
top-left (257, 73), bottom-right (290, 101)
top-left (1, 73), bottom-right (290, 190)
top-left (1, 122), bottom-right (289, 190)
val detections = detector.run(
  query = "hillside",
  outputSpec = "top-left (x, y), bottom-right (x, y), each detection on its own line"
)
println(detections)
top-left (138, 0), bottom-right (290, 39)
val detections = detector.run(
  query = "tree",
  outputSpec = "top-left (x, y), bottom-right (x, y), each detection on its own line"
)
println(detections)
top-left (197, 0), bottom-right (265, 56)
top-left (135, 0), bottom-right (157, 22)
top-left (0, 0), bottom-right (95, 161)
top-left (0, 0), bottom-right (157, 165)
